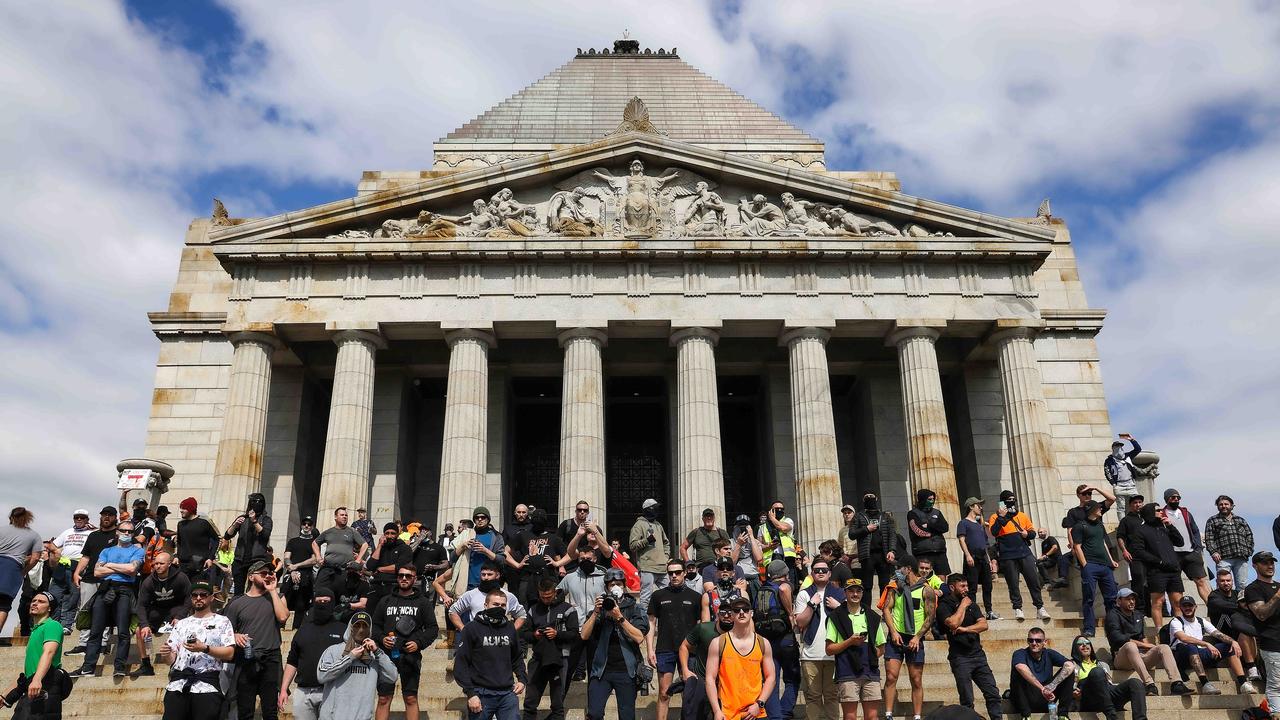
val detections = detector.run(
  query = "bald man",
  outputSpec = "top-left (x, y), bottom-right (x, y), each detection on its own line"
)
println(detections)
top-left (134, 551), bottom-right (192, 676)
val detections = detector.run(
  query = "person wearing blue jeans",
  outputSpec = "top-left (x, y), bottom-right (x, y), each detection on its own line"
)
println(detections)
top-left (1071, 501), bottom-right (1119, 636)
top-left (72, 521), bottom-right (144, 677)
top-left (581, 569), bottom-right (649, 720)
top-left (765, 634), bottom-right (801, 720)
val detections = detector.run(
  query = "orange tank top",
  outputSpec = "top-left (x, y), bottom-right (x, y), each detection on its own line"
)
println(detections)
top-left (716, 632), bottom-right (767, 720)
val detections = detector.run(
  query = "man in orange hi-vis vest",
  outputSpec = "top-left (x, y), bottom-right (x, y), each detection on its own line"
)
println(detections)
top-left (705, 594), bottom-right (776, 720)
top-left (987, 490), bottom-right (1052, 622)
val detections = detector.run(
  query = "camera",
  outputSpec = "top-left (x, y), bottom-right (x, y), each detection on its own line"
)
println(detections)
top-left (601, 595), bottom-right (617, 613)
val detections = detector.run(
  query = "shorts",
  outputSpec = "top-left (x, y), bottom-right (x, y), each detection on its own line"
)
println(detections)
top-left (882, 641), bottom-right (926, 665)
top-left (1178, 552), bottom-right (1207, 581)
top-left (378, 652), bottom-right (421, 697)
top-left (1147, 571), bottom-right (1185, 594)
top-left (656, 650), bottom-right (679, 674)
top-left (837, 678), bottom-right (881, 703)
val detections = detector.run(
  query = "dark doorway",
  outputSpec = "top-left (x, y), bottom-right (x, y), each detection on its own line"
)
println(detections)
top-left (510, 377), bottom-right (564, 526)
top-left (606, 376), bottom-right (670, 543)
top-left (292, 376), bottom-right (330, 525)
top-left (719, 375), bottom-right (766, 521)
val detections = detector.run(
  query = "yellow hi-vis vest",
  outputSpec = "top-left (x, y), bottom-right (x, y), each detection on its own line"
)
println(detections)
top-left (760, 518), bottom-right (796, 563)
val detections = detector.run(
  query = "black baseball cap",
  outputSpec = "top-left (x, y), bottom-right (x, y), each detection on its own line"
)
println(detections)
top-left (1254, 551), bottom-right (1277, 564)
top-left (100, 505), bottom-right (118, 516)
top-left (715, 556), bottom-right (734, 570)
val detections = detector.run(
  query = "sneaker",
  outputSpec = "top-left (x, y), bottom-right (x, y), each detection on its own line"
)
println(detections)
top-left (70, 666), bottom-right (95, 678)
top-left (1240, 680), bottom-right (1259, 694)
top-left (1169, 680), bottom-right (1193, 695)
top-left (134, 660), bottom-right (155, 677)
top-left (986, 611), bottom-right (1002, 621)
top-left (65, 645), bottom-right (86, 656)
top-left (157, 622), bottom-right (175, 634)
top-left (1015, 608), bottom-right (1025, 621)
top-left (1199, 681), bottom-right (1222, 695)
top-left (1249, 666), bottom-right (1262, 680)
top-left (1037, 606), bottom-right (1052, 620)
top-left (1145, 683), bottom-right (1158, 696)
top-left (62, 627), bottom-right (71, 636)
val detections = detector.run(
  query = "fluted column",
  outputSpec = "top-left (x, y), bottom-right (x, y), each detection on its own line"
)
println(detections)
top-left (782, 327), bottom-right (843, 548)
top-left (317, 329), bottom-right (386, 515)
top-left (888, 325), bottom-right (962, 553)
top-left (437, 329), bottom-right (495, 532)
top-left (992, 326), bottom-right (1062, 528)
top-left (210, 331), bottom-right (281, 532)
top-left (557, 328), bottom-right (608, 523)
top-left (671, 327), bottom-right (725, 537)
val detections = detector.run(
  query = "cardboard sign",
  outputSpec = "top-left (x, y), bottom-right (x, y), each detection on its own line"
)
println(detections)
top-left (118, 468), bottom-right (154, 490)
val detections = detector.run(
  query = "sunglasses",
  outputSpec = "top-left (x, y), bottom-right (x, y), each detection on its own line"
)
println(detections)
top-left (1168, 496), bottom-right (1181, 501)
top-left (667, 570), bottom-right (685, 576)
top-left (191, 592), bottom-right (211, 599)
top-left (731, 607), bottom-right (752, 615)
top-left (1027, 637), bottom-right (1045, 644)
top-left (397, 573), bottom-right (416, 579)
top-left (576, 508), bottom-right (590, 513)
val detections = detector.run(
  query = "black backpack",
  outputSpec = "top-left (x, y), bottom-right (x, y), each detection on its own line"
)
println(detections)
top-left (1158, 616), bottom-right (1204, 646)
top-left (753, 581), bottom-right (791, 639)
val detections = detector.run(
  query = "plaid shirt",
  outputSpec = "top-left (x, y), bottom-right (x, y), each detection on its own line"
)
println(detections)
top-left (1203, 514), bottom-right (1254, 560)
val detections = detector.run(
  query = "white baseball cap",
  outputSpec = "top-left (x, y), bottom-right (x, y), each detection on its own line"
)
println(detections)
top-left (642, 498), bottom-right (659, 510)
top-left (73, 509), bottom-right (90, 517)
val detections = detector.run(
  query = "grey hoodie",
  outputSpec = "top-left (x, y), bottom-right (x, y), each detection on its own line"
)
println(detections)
top-left (316, 614), bottom-right (399, 720)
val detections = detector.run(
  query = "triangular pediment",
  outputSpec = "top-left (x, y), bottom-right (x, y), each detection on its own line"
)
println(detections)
top-left (208, 133), bottom-right (1056, 245)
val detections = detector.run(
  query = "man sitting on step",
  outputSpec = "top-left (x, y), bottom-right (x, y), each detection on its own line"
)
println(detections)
top-left (1103, 587), bottom-right (1191, 696)
top-left (1009, 627), bottom-right (1076, 720)
top-left (1168, 595), bottom-right (1257, 695)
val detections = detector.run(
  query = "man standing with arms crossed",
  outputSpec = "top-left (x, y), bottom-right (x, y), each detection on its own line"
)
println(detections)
top-left (935, 574), bottom-right (1002, 720)
top-left (705, 594), bottom-right (776, 720)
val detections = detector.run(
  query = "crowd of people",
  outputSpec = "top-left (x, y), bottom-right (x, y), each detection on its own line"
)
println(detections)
top-left (3, 434), bottom-right (1280, 720)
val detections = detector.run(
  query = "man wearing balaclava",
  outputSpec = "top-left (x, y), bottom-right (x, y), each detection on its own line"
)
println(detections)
top-left (506, 508), bottom-right (568, 607)
top-left (630, 498), bottom-right (671, 612)
top-left (222, 492), bottom-right (272, 596)
top-left (279, 586), bottom-right (347, 720)
top-left (849, 493), bottom-right (902, 609)
top-left (907, 489), bottom-right (951, 575)
top-left (1128, 502), bottom-right (1186, 629)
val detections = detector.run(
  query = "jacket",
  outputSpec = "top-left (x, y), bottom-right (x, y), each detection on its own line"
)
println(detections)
top-left (225, 494), bottom-right (272, 561)
top-left (585, 595), bottom-right (650, 679)
top-left (316, 616), bottom-right (399, 720)
top-left (287, 612), bottom-right (347, 688)
top-left (848, 509), bottom-right (902, 564)
top-left (1203, 514), bottom-right (1253, 560)
top-left (628, 516), bottom-right (670, 574)
top-left (371, 589), bottom-right (438, 653)
top-left (520, 599), bottom-right (579, 670)
top-left (1103, 439), bottom-right (1142, 487)
top-left (1164, 506), bottom-right (1203, 552)
top-left (906, 490), bottom-right (949, 555)
top-left (454, 610), bottom-right (528, 697)
top-left (1128, 507), bottom-right (1183, 573)
top-left (558, 566), bottom-right (606, 619)
top-left (1103, 607), bottom-right (1146, 653)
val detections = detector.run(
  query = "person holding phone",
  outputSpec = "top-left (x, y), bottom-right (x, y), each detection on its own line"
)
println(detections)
top-left (159, 581), bottom-right (235, 720)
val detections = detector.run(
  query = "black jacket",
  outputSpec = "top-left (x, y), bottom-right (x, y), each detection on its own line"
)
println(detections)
top-left (1128, 509), bottom-right (1183, 573)
top-left (906, 490), bottom-right (949, 555)
top-left (520, 599), bottom-right (579, 669)
top-left (366, 538), bottom-right (413, 583)
top-left (287, 614), bottom-right (348, 687)
top-left (455, 613), bottom-right (528, 697)
top-left (372, 589), bottom-right (439, 652)
top-left (848, 509), bottom-right (904, 563)
top-left (1104, 607), bottom-right (1146, 653)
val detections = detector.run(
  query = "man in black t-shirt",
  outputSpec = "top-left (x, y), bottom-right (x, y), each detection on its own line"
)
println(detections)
top-left (333, 561), bottom-right (371, 622)
top-left (1244, 551), bottom-right (1280, 714)
top-left (411, 528), bottom-right (449, 597)
top-left (1115, 494), bottom-right (1149, 614)
top-left (648, 559), bottom-right (702, 720)
top-left (507, 509), bottom-right (568, 606)
top-left (936, 574), bottom-right (1002, 720)
top-left (282, 516), bottom-right (319, 630)
top-left (67, 505), bottom-right (119, 655)
top-left (278, 587), bottom-right (346, 719)
top-left (174, 497), bottom-right (220, 581)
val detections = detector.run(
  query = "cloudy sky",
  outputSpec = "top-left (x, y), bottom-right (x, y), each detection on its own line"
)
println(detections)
top-left (2, 1), bottom-right (1278, 549)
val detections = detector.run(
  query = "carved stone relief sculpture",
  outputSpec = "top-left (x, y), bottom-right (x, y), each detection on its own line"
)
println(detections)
top-left (546, 187), bottom-right (608, 236)
top-left (591, 160), bottom-right (681, 237)
top-left (677, 181), bottom-right (727, 236)
top-left (733, 194), bottom-right (789, 237)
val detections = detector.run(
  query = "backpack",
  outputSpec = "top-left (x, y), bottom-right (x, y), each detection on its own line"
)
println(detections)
top-left (1158, 616), bottom-right (1205, 646)
top-left (753, 581), bottom-right (791, 639)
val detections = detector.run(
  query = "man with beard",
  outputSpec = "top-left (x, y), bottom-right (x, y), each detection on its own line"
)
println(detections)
top-left (907, 489), bottom-right (951, 576)
top-left (1245, 551), bottom-right (1280, 716)
top-left (284, 516), bottom-right (320, 629)
top-left (521, 578), bottom-right (579, 720)
top-left (1115, 495), bottom-right (1150, 614)
top-left (411, 526), bottom-right (449, 599)
top-left (133, 551), bottom-right (191, 677)
top-left (935, 575), bottom-right (1001, 720)
top-left (225, 559), bottom-right (289, 720)
top-left (581, 568), bottom-right (650, 720)
top-left (66, 506), bottom-right (118, 656)
top-left (366, 523), bottom-right (413, 615)
top-left (174, 497), bottom-right (220, 584)
top-left (504, 504), bottom-right (533, 553)
top-left (159, 582), bottom-right (235, 720)
top-left (279, 587), bottom-right (347, 720)
top-left (1104, 587), bottom-right (1190, 696)
top-left (849, 494), bottom-right (903, 609)
top-left (373, 565), bottom-right (438, 720)
top-left (1162, 488), bottom-right (1210, 603)
top-left (334, 561), bottom-right (371, 622)
top-left (223, 492), bottom-right (272, 596)
top-left (681, 602), bottom-right (737, 720)
top-left (455, 591), bottom-right (528, 720)
top-left (1206, 568), bottom-right (1262, 682)
top-left (1203, 495), bottom-right (1254, 589)
top-left (825, 579), bottom-right (886, 720)
top-left (508, 508), bottom-right (569, 606)
top-left (630, 498), bottom-right (671, 612)
top-left (1128, 502), bottom-right (1185, 629)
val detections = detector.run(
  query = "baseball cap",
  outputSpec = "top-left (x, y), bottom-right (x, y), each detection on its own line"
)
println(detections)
top-left (1112, 440), bottom-right (1125, 447)
top-left (133, 498), bottom-right (148, 507)
top-left (963, 497), bottom-right (984, 509)
top-left (727, 593), bottom-right (752, 609)
top-left (702, 507), bottom-right (715, 517)
top-left (715, 557), bottom-right (734, 570)
top-left (1179, 595), bottom-right (1197, 606)
top-left (999, 490), bottom-right (1016, 503)
top-left (840, 504), bottom-right (855, 513)
top-left (843, 577), bottom-right (864, 591)
top-left (247, 560), bottom-right (271, 576)
top-left (190, 581), bottom-right (215, 595)
top-left (1083, 500), bottom-right (1101, 514)
top-left (734, 514), bottom-right (752, 526)
top-left (642, 498), bottom-right (659, 510)
top-left (73, 508), bottom-right (89, 518)
top-left (1254, 551), bottom-right (1277, 564)
top-left (156, 505), bottom-right (170, 516)
top-left (350, 611), bottom-right (372, 626)
top-left (100, 505), bottom-right (118, 516)
top-left (1117, 588), bottom-right (1135, 598)
top-left (301, 515), bottom-right (315, 525)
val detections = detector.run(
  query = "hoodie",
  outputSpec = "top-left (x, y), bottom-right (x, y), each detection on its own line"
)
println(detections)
top-left (907, 489), bottom-right (949, 556)
top-left (371, 588), bottom-right (439, 653)
top-left (1128, 503), bottom-right (1183, 573)
top-left (287, 609), bottom-right (347, 688)
top-left (226, 492), bottom-right (272, 561)
top-left (454, 608), bottom-right (528, 697)
top-left (135, 568), bottom-right (192, 625)
top-left (316, 615), bottom-right (399, 720)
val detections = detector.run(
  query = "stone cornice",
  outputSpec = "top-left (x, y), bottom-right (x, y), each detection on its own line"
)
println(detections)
top-left (1040, 309), bottom-right (1107, 334)
top-left (147, 311), bottom-right (228, 338)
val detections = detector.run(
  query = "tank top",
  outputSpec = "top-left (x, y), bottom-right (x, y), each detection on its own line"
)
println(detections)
top-left (716, 632), bottom-right (767, 720)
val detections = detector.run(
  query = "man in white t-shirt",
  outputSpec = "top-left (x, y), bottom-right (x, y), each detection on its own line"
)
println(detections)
top-left (159, 581), bottom-right (235, 720)
top-left (52, 509), bottom-right (95, 630)
top-left (1169, 595), bottom-right (1255, 696)
top-left (793, 557), bottom-right (840, 720)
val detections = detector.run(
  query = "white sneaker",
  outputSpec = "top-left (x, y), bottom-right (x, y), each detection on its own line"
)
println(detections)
top-left (1037, 606), bottom-right (1052, 620)
top-left (1240, 681), bottom-right (1259, 694)
top-left (157, 622), bottom-right (175, 635)
top-left (1015, 608), bottom-right (1025, 621)
top-left (1199, 681), bottom-right (1222, 695)
top-left (1249, 666), bottom-right (1262, 680)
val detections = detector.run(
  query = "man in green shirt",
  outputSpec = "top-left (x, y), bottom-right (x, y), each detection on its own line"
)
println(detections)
top-left (1072, 500), bottom-right (1119, 637)
top-left (2, 590), bottom-right (64, 716)
top-left (679, 602), bottom-right (736, 720)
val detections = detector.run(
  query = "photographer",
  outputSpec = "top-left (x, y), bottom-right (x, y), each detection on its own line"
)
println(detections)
top-left (159, 581), bottom-right (235, 720)
top-left (223, 493), bottom-right (272, 596)
top-left (729, 515), bottom-right (763, 580)
top-left (521, 577), bottom-right (579, 720)
top-left (581, 568), bottom-right (649, 720)
top-left (372, 564), bottom-right (437, 720)
top-left (703, 557), bottom-right (748, 619)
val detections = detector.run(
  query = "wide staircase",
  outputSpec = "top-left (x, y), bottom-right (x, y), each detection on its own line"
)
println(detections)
top-left (2, 580), bottom-right (1261, 719)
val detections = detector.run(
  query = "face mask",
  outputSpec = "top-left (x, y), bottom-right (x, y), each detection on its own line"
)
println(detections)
top-left (774, 509), bottom-right (785, 519)
top-left (578, 560), bottom-right (596, 575)
top-left (924, 499), bottom-right (935, 510)
top-left (1005, 501), bottom-right (1016, 511)
top-left (310, 603), bottom-right (335, 623)
top-left (299, 528), bottom-right (314, 539)
top-left (478, 578), bottom-right (501, 593)
top-left (893, 570), bottom-right (907, 585)
top-left (718, 619), bottom-right (734, 631)
top-left (862, 496), bottom-right (878, 511)
top-left (1112, 448), bottom-right (1124, 459)
top-left (643, 508), bottom-right (657, 520)
top-left (118, 534), bottom-right (135, 545)
top-left (609, 585), bottom-right (624, 599)
top-left (480, 607), bottom-right (506, 623)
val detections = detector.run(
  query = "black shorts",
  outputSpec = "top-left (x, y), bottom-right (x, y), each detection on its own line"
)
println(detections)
top-left (1178, 552), bottom-right (1207, 581)
top-left (1147, 571), bottom-right (1185, 594)
top-left (378, 652), bottom-right (421, 697)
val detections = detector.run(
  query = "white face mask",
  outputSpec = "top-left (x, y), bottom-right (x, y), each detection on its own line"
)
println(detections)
top-left (609, 585), bottom-right (624, 599)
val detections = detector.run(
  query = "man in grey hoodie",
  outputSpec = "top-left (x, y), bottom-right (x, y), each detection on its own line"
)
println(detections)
top-left (316, 611), bottom-right (398, 720)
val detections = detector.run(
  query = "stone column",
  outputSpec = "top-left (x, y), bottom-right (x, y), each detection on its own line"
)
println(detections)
top-left (316, 329), bottom-right (386, 515)
top-left (992, 325), bottom-right (1063, 528)
top-left (210, 330), bottom-right (281, 531)
top-left (557, 327), bottom-right (608, 523)
top-left (437, 329), bottom-right (495, 532)
top-left (671, 327), bottom-right (726, 538)
top-left (781, 327), bottom-right (844, 548)
top-left (887, 324), bottom-right (962, 565)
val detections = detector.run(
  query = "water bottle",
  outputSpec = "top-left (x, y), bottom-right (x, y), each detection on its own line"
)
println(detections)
top-left (1047, 700), bottom-right (1058, 720)
top-left (388, 632), bottom-right (400, 661)
top-left (243, 638), bottom-right (254, 661)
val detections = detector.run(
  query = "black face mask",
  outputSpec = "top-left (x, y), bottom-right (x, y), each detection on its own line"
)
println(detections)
top-left (774, 508), bottom-right (785, 519)
top-left (643, 508), bottom-right (657, 520)
top-left (480, 607), bottom-right (507, 624)
top-left (718, 619), bottom-right (734, 631)
top-left (310, 603), bottom-right (335, 624)
top-left (578, 560), bottom-right (596, 575)
top-left (862, 496), bottom-right (879, 512)
top-left (478, 578), bottom-right (501, 593)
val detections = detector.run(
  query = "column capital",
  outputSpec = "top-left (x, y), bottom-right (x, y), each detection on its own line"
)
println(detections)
top-left (885, 321), bottom-right (945, 348)
top-left (557, 327), bottom-right (608, 348)
top-left (226, 330), bottom-right (283, 351)
top-left (670, 326), bottom-right (719, 347)
top-left (779, 326), bottom-right (831, 347)
top-left (445, 328), bottom-right (496, 349)
top-left (332, 328), bottom-right (387, 350)
top-left (988, 319), bottom-right (1045, 346)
